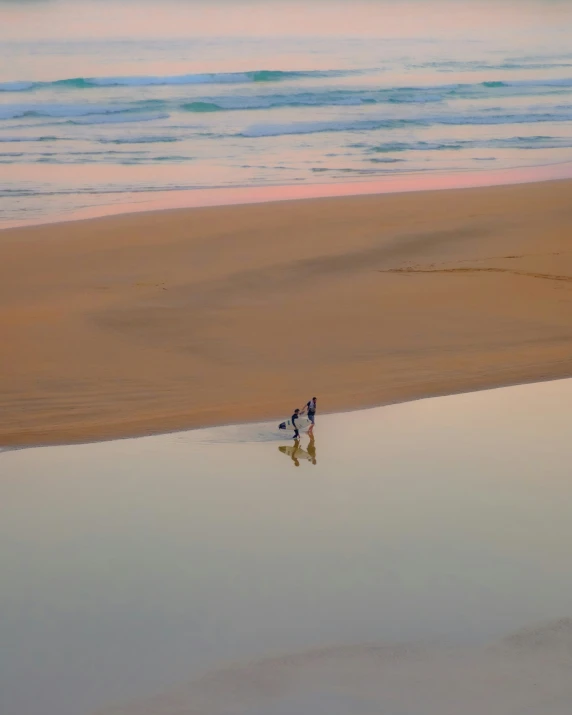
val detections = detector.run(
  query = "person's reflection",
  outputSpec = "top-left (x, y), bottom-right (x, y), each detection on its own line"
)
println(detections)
top-left (278, 437), bottom-right (317, 467)
top-left (307, 435), bottom-right (317, 465)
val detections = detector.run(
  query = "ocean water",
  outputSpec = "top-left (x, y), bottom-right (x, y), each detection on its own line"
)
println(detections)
top-left (1, 0), bottom-right (572, 225)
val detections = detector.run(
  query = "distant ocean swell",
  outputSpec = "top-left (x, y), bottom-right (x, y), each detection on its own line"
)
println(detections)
top-left (2, 25), bottom-right (572, 227)
top-left (3, 66), bottom-right (572, 93)
top-left (1, 77), bottom-right (572, 127)
top-left (0, 69), bottom-right (353, 92)
top-left (2, 75), bottom-right (572, 100)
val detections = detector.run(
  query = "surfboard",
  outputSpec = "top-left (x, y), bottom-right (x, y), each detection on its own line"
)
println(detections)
top-left (278, 416), bottom-right (311, 432)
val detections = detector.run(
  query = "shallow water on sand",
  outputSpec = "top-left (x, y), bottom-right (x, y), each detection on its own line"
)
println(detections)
top-left (2, 379), bottom-right (572, 715)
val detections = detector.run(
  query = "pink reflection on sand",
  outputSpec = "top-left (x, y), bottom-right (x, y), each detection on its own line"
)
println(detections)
top-left (3, 162), bottom-right (572, 230)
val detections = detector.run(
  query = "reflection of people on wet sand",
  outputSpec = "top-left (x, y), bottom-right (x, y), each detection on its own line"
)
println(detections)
top-left (278, 437), bottom-right (317, 467)
top-left (307, 435), bottom-right (317, 465)
top-left (279, 441), bottom-right (303, 467)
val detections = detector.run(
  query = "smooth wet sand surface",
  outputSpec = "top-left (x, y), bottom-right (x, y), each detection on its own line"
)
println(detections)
top-left (2, 179), bottom-right (572, 446)
top-left (2, 379), bottom-right (572, 715)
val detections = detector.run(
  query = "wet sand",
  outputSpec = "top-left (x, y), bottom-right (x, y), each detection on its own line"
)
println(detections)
top-left (97, 631), bottom-right (572, 715)
top-left (1, 178), bottom-right (572, 447)
top-left (3, 378), bottom-right (572, 715)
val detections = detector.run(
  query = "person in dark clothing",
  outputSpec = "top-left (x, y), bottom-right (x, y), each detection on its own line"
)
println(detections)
top-left (291, 408), bottom-right (301, 440)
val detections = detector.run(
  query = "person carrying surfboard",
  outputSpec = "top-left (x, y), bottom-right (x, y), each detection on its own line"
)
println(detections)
top-left (291, 408), bottom-right (301, 440)
top-left (301, 397), bottom-right (317, 436)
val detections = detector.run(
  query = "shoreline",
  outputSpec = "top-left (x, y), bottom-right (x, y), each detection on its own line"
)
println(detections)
top-left (2, 178), bottom-right (572, 448)
top-left (3, 160), bottom-right (572, 232)
top-left (2, 373), bottom-right (570, 451)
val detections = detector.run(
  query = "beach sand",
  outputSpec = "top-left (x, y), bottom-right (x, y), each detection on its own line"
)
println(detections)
top-left (1, 179), bottom-right (572, 447)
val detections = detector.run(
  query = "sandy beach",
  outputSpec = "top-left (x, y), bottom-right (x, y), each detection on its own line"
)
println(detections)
top-left (1, 178), bottom-right (572, 447)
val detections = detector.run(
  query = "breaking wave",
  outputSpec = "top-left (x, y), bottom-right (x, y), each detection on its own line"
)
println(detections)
top-left (2, 77), bottom-right (571, 127)
top-left (0, 69), bottom-right (353, 92)
top-left (3, 38), bottom-right (572, 225)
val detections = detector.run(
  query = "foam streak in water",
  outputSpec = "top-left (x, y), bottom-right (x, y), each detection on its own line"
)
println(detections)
top-left (240, 108), bottom-right (572, 137)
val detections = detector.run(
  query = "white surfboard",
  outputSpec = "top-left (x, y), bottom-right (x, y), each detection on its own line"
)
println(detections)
top-left (278, 415), bottom-right (311, 432)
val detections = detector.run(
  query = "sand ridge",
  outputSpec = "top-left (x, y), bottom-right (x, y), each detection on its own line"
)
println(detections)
top-left (1, 179), bottom-right (572, 447)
